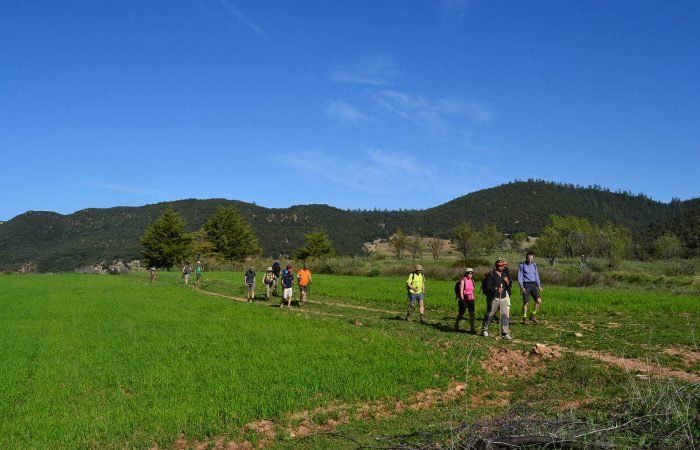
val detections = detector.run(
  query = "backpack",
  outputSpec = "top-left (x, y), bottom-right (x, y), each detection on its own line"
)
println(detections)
top-left (480, 271), bottom-right (491, 296)
top-left (454, 279), bottom-right (462, 299)
top-left (245, 270), bottom-right (255, 283)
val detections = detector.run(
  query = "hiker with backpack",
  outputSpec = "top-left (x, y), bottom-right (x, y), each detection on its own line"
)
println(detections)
top-left (271, 260), bottom-right (281, 296)
top-left (405, 264), bottom-right (426, 323)
top-left (244, 267), bottom-right (256, 302)
top-left (481, 259), bottom-right (513, 340)
top-left (455, 268), bottom-right (477, 334)
top-left (263, 267), bottom-right (276, 300)
top-left (518, 251), bottom-right (543, 324)
top-left (280, 264), bottom-right (294, 308)
top-left (182, 262), bottom-right (192, 285)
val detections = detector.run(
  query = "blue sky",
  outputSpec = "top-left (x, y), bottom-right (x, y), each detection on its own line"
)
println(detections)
top-left (1, 0), bottom-right (698, 221)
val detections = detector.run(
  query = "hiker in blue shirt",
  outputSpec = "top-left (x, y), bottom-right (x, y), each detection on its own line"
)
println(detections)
top-left (518, 251), bottom-right (543, 324)
top-left (280, 264), bottom-right (294, 308)
top-left (244, 267), bottom-right (256, 302)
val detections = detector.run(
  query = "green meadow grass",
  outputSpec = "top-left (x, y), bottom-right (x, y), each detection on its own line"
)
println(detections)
top-left (2, 271), bottom-right (698, 448)
top-left (0, 274), bottom-right (471, 449)
top-left (206, 272), bottom-right (698, 345)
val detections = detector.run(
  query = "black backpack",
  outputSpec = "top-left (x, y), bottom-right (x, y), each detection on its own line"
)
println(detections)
top-left (454, 279), bottom-right (461, 299)
top-left (480, 271), bottom-right (491, 296)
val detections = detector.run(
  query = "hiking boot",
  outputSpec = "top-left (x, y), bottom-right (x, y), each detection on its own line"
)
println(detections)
top-left (482, 330), bottom-right (489, 337)
top-left (454, 321), bottom-right (460, 332)
top-left (501, 333), bottom-right (513, 341)
top-left (469, 328), bottom-right (477, 335)
top-left (530, 316), bottom-right (538, 324)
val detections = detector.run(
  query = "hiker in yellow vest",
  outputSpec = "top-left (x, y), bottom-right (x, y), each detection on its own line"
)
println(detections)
top-left (405, 264), bottom-right (426, 323)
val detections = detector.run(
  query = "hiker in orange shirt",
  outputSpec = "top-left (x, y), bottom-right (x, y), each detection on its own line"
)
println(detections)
top-left (297, 263), bottom-right (312, 307)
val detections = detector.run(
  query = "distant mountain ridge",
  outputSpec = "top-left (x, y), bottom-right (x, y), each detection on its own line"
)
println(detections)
top-left (0, 180), bottom-right (694, 272)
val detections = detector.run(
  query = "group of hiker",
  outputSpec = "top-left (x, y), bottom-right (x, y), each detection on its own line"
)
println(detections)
top-left (160, 251), bottom-right (542, 342)
top-left (406, 251), bottom-right (543, 341)
top-left (179, 261), bottom-right (203, 285)
top-left (221, 261), bottom-right (311, 308)
top-left (246, 261), bottom-right (313, 306)
top-left (156, 259), bottom-right (313, 305)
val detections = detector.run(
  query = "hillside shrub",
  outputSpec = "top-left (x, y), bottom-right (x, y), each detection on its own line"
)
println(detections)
top-left (451, 258), bottom-right (491, 269)
top-left (662, 259), bottom-right (696, 276)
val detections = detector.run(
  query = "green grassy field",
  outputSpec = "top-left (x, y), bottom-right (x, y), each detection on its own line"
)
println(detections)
top-left (1, 272), bottom-right (698, 449)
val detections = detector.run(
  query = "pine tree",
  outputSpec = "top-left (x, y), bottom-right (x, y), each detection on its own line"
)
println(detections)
top-left (204, 206), bottom-right (261, 261)
top-left (296, 229), bottom-right (335, 259)
top-left (140, 207), bottom-right (191, 268)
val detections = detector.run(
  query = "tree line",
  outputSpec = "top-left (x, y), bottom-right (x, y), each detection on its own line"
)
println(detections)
top-left (382, 214), bottom-right (689, 268)
top-left (140, 206), bottom-right (335, 268)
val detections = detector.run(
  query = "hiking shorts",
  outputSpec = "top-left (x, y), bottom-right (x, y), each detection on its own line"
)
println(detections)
top-left (299, 285), bottom-right (309, 295)
top-left (408, 292), bottom-right (424, 304)
top-left (522, 282), bottom-right (540, 304)
top-left (283, 287), bottom-right (293, 299)
top-left (457, 298), bottom-right (475, 315)
top-left (246, 282), bottom-right (255, 292)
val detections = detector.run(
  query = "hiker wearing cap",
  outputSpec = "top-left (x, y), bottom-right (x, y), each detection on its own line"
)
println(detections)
top-left (149, 266), bottom-right (157, 283)
top-left (518, 251), bottom-right (543, 324)
top-left (405, 264), bottom-right (427, 323)
top-left (481, 259), bottom-right (513, 340)
top-left (281, 264), bottom-right (294, 307)
top-left (297, 263), bottom-right (312, 307)
top-left (195, 260), bottom-right (203, 285)
top-left (455, 268), bottom-right (477, 333)
top-left (263, 267), bottom-right (276, 300)
top-left (244, 267), bottom-right (256, 302)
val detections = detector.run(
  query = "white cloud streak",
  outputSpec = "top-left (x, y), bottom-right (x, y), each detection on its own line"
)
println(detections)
top-left (325, 100), bottom-right (372, 123)
top-left (441, 0), bottom-right (470, 22)
top-left (374, 89), bottom-right (494, 130)
top-left (271, 148), bottom-right (439, 196)
top-left (217, 0), bottom-right (265, 36)
top-left (330, 55), bottom-right (397, 86)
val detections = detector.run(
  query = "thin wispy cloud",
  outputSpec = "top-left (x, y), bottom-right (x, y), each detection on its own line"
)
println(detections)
top-left (89, 183), bottom-right (165, 196)
top-left (330, 55), bottom-right (398, 86)
top-left (441, 0), bottom-right (470, 23)
top-left (374, 89), bottom-right (494, 130)
top-left (217, 0), bottom-right (265, 36)
top-left (271, 148), bottom-right (439, 195)
top-left (325, 100), bottom-right (372, 123)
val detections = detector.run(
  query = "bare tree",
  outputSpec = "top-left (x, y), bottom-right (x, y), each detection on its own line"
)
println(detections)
top-left (453, 223), bottom-right (479, 262)
top-left (388, 228), bottom-right (408, 260)
top-left (408, 235), bottom-right (423, 261)
top-left (426, 237), bottom-right (443, 260)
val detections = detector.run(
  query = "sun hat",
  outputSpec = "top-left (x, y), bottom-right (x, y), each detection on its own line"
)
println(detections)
top-left (267, 267), bottom-right (273, 271)
top-left (465, 267), bottom-right (474, 273)
top-left (415, 264), bottom-right (423, 271)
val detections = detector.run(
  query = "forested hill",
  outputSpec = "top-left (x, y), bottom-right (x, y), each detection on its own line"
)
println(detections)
top-left (0, 181), bottom-right (692, 272)
top-left (413, 181), bottom-right (675, 236)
